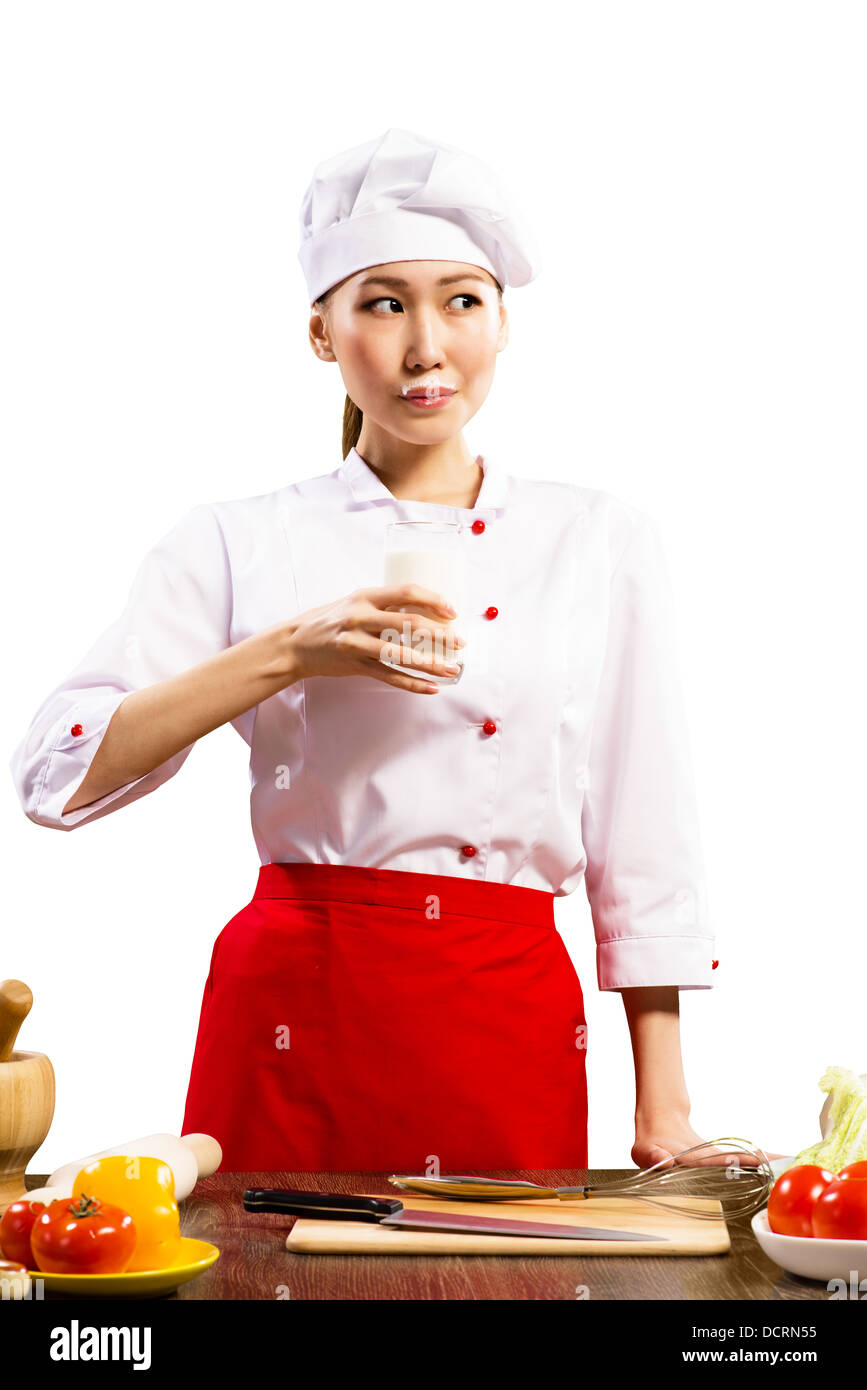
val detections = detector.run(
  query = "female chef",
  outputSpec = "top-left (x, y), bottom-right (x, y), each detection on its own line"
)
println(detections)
top-left (11, 128), bottom-right (739, 1174)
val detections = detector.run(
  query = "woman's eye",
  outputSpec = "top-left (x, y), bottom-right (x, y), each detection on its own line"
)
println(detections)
top-left (364, 297), bottom-right (402, 313)
top-left (361, 294), bottom-right (481, 314)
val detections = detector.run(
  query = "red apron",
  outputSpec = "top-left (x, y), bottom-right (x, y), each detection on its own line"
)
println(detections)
top-left (181, 862), bottom-right (588, 1171)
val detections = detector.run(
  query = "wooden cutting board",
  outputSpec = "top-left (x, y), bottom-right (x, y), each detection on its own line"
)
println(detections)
top-left (285, 1191), bottom-right (731, 1255)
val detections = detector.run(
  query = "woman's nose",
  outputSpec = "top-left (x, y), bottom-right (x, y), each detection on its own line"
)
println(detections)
top-left (404, 314), bottom-right (443, 360)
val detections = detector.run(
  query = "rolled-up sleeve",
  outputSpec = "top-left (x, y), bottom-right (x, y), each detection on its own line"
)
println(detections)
top-left (9, 502), bottom-right (231, 830)
top-left (581, 505), bottom-right (716, 990)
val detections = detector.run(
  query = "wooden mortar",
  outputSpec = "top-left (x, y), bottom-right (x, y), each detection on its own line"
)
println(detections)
top-left (0, 980), bottom-right (55, 1214)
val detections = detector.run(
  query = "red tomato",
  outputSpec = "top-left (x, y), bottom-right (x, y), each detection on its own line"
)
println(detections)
top-left (837, 1160), bottom-right (867, 1183)
top-left (767, 1164), bottom-right (836, 1236)
top-left (812, 1179), bottom-right (867, 1240)
top-left (0, 1199), bottom-right (47, 1267)
top-left (30, 1194), bottom-right (136, 1274)
top-left (0, 1258), bottom-right (30, 1293)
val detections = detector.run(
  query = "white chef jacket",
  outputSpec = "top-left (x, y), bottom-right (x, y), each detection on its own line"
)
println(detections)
top-left (9, 446), bottom-right (716, 991)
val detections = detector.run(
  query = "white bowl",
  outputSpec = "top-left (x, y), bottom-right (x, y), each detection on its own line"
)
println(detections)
top-left (751, 1208), bottom-right (867, 1284)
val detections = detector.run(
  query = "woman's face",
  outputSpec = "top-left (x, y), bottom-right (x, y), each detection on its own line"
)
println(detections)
top-left (309, 260), bottom-right (508, 444)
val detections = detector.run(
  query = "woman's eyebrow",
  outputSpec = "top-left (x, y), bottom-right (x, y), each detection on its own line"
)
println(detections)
top-left (356, 272), bottom-right (489, 289)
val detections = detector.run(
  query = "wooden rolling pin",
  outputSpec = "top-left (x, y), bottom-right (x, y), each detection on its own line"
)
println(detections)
top-left (28, 1132), bottom-right (223, 1203)
top-left (0, 980), bottom-right (55, 1213)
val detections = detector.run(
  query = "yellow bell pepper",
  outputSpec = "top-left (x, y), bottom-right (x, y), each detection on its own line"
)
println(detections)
top-left (72, 1154), bottom-right (182, 1272)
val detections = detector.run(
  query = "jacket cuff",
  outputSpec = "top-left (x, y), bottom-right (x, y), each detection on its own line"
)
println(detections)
top-left (596, 934), bottom-right (718, 991)
top-left (33, 694), bottom-right (148, 829)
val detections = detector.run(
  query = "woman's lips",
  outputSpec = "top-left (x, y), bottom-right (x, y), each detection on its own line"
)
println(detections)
top-left (400, 391), bottom-right (457, 410)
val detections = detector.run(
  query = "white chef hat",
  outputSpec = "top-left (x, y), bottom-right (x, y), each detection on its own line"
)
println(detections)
top-left (298, 127), bottom-right (540, 306)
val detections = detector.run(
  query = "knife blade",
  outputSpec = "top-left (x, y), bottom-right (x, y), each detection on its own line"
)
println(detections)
top-left (242, 1187), bottom-right (667, 1242)
top-left (377, 1208), bottom-right (666, 1241)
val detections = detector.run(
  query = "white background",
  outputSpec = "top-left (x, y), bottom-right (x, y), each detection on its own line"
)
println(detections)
top-left (2, 0), bottom-right (865, 1177)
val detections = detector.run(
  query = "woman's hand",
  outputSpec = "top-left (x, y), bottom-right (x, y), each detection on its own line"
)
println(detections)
top-left (283, 583), bottom-right (465, 694)
top-left (631, 1115), bottom-right (789, 1170)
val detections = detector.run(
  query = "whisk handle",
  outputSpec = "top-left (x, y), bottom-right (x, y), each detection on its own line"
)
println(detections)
top-left (553, 1187), bottom-right (592, 1201)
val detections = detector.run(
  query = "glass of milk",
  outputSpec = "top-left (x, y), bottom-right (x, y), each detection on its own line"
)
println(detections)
top-left (382, 521), bottom-right (466, 685)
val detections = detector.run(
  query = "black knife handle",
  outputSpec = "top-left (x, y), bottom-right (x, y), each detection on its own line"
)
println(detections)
top-left (243, 1187), bottom-right (403, 1222)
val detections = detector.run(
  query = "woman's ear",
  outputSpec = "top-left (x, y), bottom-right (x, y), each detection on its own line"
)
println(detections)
top-left (497, 299), bottom-right (510, 353)
top-left (309, 305), bottom-right (337, 363)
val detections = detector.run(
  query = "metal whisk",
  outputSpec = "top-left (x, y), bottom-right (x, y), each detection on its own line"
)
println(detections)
top-left (388, 1136), bottom-right (775, 1222)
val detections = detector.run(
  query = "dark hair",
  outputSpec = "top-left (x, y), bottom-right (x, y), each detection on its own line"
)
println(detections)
top-left (314, 277), bottom-right (504, 459)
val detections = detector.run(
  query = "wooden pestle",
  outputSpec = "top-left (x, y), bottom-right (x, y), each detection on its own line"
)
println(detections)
top-left (0, 980), bottom-right (55, 1213)
top-left (0, 979), bottom-right (34, 1062)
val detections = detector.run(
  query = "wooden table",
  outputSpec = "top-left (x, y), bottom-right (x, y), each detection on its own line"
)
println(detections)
top-left (26, 1168), bottom-right (825, 1301)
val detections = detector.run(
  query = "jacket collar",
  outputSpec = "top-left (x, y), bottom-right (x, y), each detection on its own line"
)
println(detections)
top-left (339, 446), bottom-right (509, 511)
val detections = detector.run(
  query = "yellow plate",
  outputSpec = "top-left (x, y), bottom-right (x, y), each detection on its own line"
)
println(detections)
top-left (26, 1237), bottom-right (220, 1298)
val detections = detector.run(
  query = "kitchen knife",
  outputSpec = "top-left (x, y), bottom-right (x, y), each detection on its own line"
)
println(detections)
top-left (242, 1187), bottom-right (668, 1242)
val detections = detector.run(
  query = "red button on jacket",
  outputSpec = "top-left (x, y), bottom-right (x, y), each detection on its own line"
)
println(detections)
top-left (70, 724), bottom-right (84, 737)
top-left (482, 720), bottom-right (497, 736)
top-left (460, 844), bottom-right (477, 858)
top-left (471, 520), bottom-right (485, 535)
top-left (484, 606), bottom-right (498, 620)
